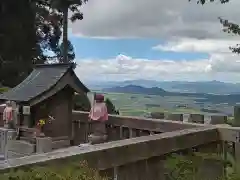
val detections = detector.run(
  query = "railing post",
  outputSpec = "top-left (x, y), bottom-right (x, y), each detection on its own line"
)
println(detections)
top-left (113, 166), bottom-right (118, 180)
top-left (119, 126), bottom-right (123, 140)
top-left (234, 142), bottom-right (240, 171)
top-left (129, 128), bottom-right (137, 138)
top-left (196, 142), bottom-right (225, 180)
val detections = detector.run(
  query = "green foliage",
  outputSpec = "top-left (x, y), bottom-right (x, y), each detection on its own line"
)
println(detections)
top-left (0, 0), bottom-right (88, 87)
top-left (0, 161), bottom-right (108, 180)
top-left (74, 94), bottom-right (91, 111)
top-left (50, 0), bottom-right (88, 22)
top-left (165, 153), bottom-right (203, 180)
top-left (50, 0), bottom-right (88, 63)
top-left (0, 87), bottom-right (9, 94)
top-left (190, 0), bottom-right (230, 4)
top-left (58, 40), bottom-right (76, 63)
top-left (0, 0), bottom-right (42, 87)
top-left (165, 153), bottom-right (240, 180)
top-left (105, 98), bottom-right (119, 115)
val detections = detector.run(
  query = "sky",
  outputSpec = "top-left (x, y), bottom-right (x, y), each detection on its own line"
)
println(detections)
top-left (68, 0), bottom-right (240, 83)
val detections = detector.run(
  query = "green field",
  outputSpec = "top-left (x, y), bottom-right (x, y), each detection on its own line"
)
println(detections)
top-left (102, 92), bottom-right (203, 117)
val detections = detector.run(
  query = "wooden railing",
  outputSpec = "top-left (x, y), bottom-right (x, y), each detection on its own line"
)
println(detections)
top-left (0, 111), bottom-right (239, 180)
top-left (0, 126), bottom-right (224, 180)
top-left (72, 111), bottom-right (200, 145)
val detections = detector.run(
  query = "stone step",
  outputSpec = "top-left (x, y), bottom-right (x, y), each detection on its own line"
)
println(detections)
top-left (18, 126), bottom-right (36, 138)
top-left (20, 136), bottom-right (36, 144)
top-left (7, 140), bottom-right (35, 156)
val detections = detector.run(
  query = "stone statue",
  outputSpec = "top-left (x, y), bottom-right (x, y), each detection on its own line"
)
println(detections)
top-left (2, 101), bottom-right (18, 129)
top-left (3, 101), bottom-right (14, 129)
top-left (88, 94), bottom-right (108, 144)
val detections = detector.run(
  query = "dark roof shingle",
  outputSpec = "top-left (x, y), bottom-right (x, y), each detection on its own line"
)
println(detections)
top-left (0, 63), bottom-right (82, 102)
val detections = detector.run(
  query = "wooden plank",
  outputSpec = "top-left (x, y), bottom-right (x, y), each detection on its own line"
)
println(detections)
top-left (72, 111), bottom-right (200, 133)
top-left (217, 126), bottom-right (240, 142)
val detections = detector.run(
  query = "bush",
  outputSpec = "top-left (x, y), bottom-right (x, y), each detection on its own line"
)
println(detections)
top-left (74, 94), bottom-right (91, 111)
top-left (105, 98), bottom-right (119, 115)
top-left (165, 153), bottom-right (240, 180)
top-left (0, 87), bottom-right (9, 94)
top-left (0, 161), bottom-right (108, 180)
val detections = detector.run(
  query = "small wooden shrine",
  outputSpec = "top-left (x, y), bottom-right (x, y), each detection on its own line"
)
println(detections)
top-left (0, 63), bottom-right (89, 138)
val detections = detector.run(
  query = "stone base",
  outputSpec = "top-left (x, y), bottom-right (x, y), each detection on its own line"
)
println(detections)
top-left (7, 140), bottom-right (35, 159)
top-left (36, 137), bottom-right (52, 153)
top-left (88, 134), bottom-right (107, 144)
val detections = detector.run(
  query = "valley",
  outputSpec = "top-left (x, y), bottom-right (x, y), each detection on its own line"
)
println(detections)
top-left (88, 80), bottom-right (240, 118)
top-left (101, 91), bottom-right (233, 117)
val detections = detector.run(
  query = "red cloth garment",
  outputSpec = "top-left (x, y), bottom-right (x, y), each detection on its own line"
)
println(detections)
top-left (89, 102), bottom-right (108, 121)
top-left (94, 94), bottom-right (104, 101)
top-left (3, 107), bottom-right (13, 122)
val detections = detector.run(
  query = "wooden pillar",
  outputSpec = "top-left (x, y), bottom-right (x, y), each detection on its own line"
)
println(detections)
top-left (99, 168), bottom-right (114, 179)
top-left (197, 158), bottom-right (224, 180)
top-left (147, 156), bottom-right (166, 180)
top-left (234, 142), bottom-right (240, 171)
top-left (113, 166), bottom-right (118, 180)
top-left (122, 127), bottom-right (130, 139)
top-left (210, 115), bottom-right (227, 125)
top-left (195, 142), bottom-right (225, 180)
top-left (119, 126), bottom-right (123, 140)
top-left (189, 114), bottom-right (204, 124)
top-left (183, 113), bottom-right (190, 122)
top-left (129, 128), bottom-right (137, 138)
top-left (150, 112), bottom-right (165, 119)
top-left (72, 121), bottom-right (87, 145)
top-left (107, 125), bottom-right (121, 141)
top-left (166, 113), bottom-right (183, 121)
top-left (234, 106), bottom-right (240, 126)
top-left (117, 160), bottom-right (149, 180)
top-left (139, 130), bottom-right (150, 136)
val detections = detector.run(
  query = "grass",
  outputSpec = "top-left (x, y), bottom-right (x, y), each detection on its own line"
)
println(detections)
top-left (0, 161), bottom-right (108, 180)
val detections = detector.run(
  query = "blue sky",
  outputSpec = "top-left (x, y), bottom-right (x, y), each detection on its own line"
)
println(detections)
top-left (70, 36), bottom-right (209, 60)
top-left (71, 35), bottom-right (240, 83)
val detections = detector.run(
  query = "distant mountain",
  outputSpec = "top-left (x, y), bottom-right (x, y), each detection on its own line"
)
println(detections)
top-left (103, 85), bottom-right (168, 95)
top-left (102, 85), bottom-right (240, 105)
top-left (166, 80), bottom-right (240, 94)
top-left (87, 80), bottom-right (240, 94)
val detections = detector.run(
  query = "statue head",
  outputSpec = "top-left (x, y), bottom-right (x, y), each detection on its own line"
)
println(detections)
top-left (94, 94), bottom-right (104, 103)
top-left (6, 101), bottom-right (11, 107)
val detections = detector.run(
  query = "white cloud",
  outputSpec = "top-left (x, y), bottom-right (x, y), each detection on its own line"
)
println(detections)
top-left (75, 53), bottom-right (240, 83)
top-left (70, 0), bottom-right (240, 83)
top-left (70, 0), bottom-right (240, 39)
top-left (152, 38), bottom-right (239, 53)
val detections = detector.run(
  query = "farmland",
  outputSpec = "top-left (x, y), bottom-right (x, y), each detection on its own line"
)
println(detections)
top-left (100, 92), bottom-right (232, 117)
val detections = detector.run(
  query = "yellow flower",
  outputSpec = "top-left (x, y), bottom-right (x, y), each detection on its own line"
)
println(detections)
top-left (39, 119), bottom-right (46, 126)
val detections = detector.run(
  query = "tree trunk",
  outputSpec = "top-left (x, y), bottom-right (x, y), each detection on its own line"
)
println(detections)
top-left (62, 6), bottom-right (68, 63)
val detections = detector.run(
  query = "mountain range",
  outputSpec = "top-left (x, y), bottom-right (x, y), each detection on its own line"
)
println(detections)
top-left (86, 80), bottom-right (240, 94)
top-left (102, 85), bottom-right (240, 105)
